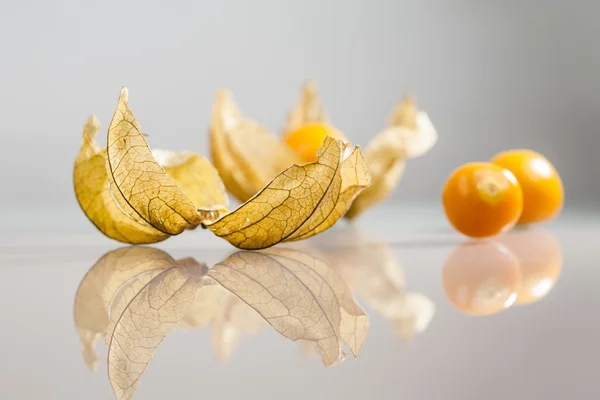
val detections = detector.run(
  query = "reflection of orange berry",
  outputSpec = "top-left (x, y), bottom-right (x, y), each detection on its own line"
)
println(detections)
top-left (443, 241), bottom-right (521, 316)
top-left (283, 123), bottom-right (345, 163)
top-left (498, 229), bottom-right (562, 305)
top-left (491, 150), bottom-right (563, 224)
top-left (442, 162), bottom-right (523, 238)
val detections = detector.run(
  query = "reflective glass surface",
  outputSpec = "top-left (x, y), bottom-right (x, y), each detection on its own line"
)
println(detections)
top-left (1, 208), bottom-right (598, 399)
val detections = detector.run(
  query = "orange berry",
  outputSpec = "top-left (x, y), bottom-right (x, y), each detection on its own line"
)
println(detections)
top-left (443, 241), bottom-right (521, 316)
top-left (283, 123), bottom-right (345, 163)
top-left (442, 162), bottom-right (523, 238)
top-left (490, 150), bottom-right (563, 224)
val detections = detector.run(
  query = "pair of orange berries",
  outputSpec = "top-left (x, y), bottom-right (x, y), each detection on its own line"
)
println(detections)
top-left (283, 123), bottom-right (564, 239)
top-left (443, 150), bottom-right (564, 238)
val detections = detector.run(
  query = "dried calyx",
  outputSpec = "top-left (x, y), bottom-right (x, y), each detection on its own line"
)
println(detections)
top-left (74, 87), bottom-right (370, 249)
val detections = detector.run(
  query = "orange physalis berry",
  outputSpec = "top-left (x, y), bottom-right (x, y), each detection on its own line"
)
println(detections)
top-left (283, 123), bottom-right (345, 163)
top-left (442, 162), bottom-right (523, 238)
top-left (491, 150), bottom-right (563, 225)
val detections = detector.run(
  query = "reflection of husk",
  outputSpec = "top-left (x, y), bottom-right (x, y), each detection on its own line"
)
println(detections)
top-left (210, 291), bottom-right (267, 363)
top-left (73, 247), bottom-right (177, 370)
top-left (178, 283), bottom-right (227, 329)
top-left (75, 245), bottom-right (368, 400)
top-left (73, 248), bottom-right (259, 370)
top-left (208, 249), bottom-right (369, 366)
top-left (307, 228), bottom-right (435, 342)
top-left (177, 283), bottom-right (267, 363)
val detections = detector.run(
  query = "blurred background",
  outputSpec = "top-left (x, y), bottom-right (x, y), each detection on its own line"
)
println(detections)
top-left (0, 0), bottom-right (597, 233)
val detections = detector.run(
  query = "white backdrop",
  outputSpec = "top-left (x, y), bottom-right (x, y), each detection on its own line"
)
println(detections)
top-left (0, 0), bottom-right (597, 232)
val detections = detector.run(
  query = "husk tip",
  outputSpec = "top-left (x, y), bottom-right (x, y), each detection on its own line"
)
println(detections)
top-left (119, 86), bottom-right (129, 102)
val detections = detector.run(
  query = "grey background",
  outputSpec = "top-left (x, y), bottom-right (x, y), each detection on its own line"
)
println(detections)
top-left (0, 0), bottom-right (598, 230)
